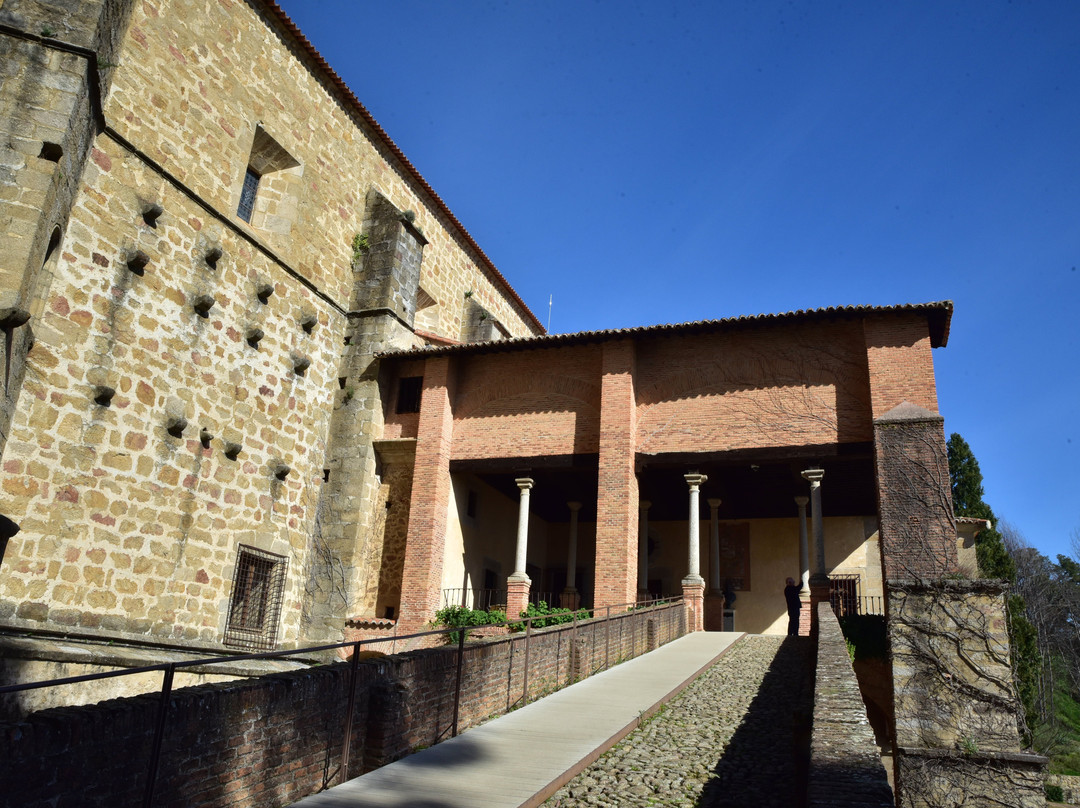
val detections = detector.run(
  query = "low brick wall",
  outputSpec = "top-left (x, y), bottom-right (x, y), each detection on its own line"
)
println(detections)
top-left (0, 603), bottom-right (685, 807)
top-left (808, 602), bottom-right (893, 808)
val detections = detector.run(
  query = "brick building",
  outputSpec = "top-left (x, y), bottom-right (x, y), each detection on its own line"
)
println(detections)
top-left (0, 0), bottom-right (987, 662)
top-left (2, 2), bottom-right (1045, 803)
top-left (0, 0), bottom-right (966, 659)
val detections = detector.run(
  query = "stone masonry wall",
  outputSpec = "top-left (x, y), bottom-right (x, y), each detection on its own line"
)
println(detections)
top-left (0, 604), bottom-right (685, 808)
top-left (809, 602), bottom-right (893, 808)
top-left (0, 0), bottom-right (541, 652)
top-left (0, 132), bottom-right (341, 646)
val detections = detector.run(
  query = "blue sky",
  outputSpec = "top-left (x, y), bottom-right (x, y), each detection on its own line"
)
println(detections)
top-left (277, 0), bottom-right (1079, 561)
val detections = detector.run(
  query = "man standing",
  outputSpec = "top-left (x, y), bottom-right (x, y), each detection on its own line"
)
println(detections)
top-left (784, 577), bottom-right (801, 636)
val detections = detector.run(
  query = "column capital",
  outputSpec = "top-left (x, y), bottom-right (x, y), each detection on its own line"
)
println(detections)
top-left (639, 499), bottom-right (652, 511)
top-left (707, 498), bottom-right (722, 509)
top-left (567, 500), bottom-right (582, 512)
top-left (515, 477), bottom-right (534, 490)
top-left (800, 468), bottom-right (824, 486)
top-left (684, 472), bottom-right (708, 489)
top-left (794, 495), bottom-right (809, 507)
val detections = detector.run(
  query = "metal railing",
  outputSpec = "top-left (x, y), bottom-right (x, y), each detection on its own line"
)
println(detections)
top-left (440, 587), bottom-right (565, 611)
top-left (831, 594), bottom-right (885, 617)
top-left (0, 596), bottom-right (685, 808)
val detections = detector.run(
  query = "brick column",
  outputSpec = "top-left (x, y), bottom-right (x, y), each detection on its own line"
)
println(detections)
top-left (683, 473), bottom-right (707, 632)
top-left (873, 403), bottom-right (957, 581)
top-left (594, 340), bottom-right (638, 609)
top-left (396, 356), bottom-right (454, 634)
top-left (506, 477), bottom-right (534, 621)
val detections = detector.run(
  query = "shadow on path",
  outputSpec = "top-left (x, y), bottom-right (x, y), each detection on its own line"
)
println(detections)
top-left (698, 636), bottom-right (814, 808)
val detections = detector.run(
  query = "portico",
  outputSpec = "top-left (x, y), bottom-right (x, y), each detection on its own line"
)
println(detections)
top-left (373, 303), bottom-right (950, 638)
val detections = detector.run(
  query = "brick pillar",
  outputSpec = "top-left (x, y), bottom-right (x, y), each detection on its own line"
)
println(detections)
top-left (396, 356), bottom-right (455, 634)
top-left (594, 340), bottom-right (638, 609)
top-left (873, 403), bottom-right (957, 581)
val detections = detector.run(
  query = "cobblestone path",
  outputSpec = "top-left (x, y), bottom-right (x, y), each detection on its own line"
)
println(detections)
top-left (545, 635), bottom-right (814, 808)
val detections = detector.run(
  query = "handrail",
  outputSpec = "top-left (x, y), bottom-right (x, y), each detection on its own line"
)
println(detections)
top-left (0, 595), bottom-right (684, 807)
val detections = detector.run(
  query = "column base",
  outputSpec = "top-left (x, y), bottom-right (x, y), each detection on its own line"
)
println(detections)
top-left (809, 574), bottom-right (830, 635)
top-left (682, 578), bottom-right (706, 632)
top-left (798, 592), bottom-right (812, 637)
top-left (506, 574), bottom-right (531, 622)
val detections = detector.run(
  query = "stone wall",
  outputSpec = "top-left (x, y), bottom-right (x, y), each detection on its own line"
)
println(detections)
top-left (0, 603), bottom-right (685, 808)
top-left (0, 0), bottom-right (542, 657)
top-left (808, 602), bottom-right (893, 808)
top-left (1047, 774), bottom-right (1080, 804)
top-left (889, 580), bottom-right (1047, 808)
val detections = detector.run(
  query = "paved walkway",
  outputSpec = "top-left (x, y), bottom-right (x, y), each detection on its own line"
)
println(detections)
top-left (546, 634), bottom-right (814, 807)
top-left (289, 631), bottom-right (744, 808)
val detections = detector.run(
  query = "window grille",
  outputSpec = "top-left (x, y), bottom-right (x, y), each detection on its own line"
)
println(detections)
top-left (224, 545), bottom-right (287, 651)
top-left (828, 574), bottom-right (861, 617)
top-left (396, 376), bottom-right (423, 413)
top-left (237, 167), bottom-right (261, 222)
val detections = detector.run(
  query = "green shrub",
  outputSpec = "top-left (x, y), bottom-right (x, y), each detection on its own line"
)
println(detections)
top-left (434, 605), bottom-right (506, 644)
top-left (509, 600), bottom-right (589, 631)
top-left (1045, 783), bottom-right (1064, 803)
top-left (837, 614), bottom-right (888, 661)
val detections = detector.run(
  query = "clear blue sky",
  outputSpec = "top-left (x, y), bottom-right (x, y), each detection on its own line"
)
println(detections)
top-left (277, 0), bottom-right (1079, 562)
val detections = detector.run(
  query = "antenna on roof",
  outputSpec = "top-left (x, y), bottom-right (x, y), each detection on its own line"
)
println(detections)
top-left (547, 294), bottom-right (552, 333)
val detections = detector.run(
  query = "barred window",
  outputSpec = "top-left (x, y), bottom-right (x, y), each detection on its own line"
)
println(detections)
top-left (224, 545), bottom-right (287, 651)
top-left (237, 167), bottom-right (261, 222)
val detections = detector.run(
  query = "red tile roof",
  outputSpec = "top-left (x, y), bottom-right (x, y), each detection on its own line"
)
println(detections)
top-left (259, 1), bottom-right (544, 334)
top-left (378, 300), bottom-right (954, 359)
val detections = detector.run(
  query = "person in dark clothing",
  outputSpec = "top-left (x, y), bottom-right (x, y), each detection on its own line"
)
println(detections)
top-left (784, 577), bottom-right (801, 636)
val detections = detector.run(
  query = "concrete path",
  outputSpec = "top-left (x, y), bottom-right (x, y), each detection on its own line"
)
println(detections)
top-left (289, 631), bottom-right (744, 808)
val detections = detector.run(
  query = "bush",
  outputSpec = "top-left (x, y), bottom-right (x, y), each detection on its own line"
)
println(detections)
top-left (509, 600), bottom-right (589, 632)
top-left (837, 614), bottom-right (888, 661)
top-left (433, 605), bottom-right (506, 644)
top-left (1045, 783), bottom-right (1064, 803)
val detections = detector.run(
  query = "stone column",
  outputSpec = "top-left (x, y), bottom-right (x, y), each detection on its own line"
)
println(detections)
top-left (708, 498), bottom-right (722, 595)
top-left (682, 473), bottom-right (708, 631)
top-left (794, 495), bottom-right (812, 636)
top-left (637, 500), bottom-right (651, 601)
top-left (561, 501), bottom-right (582, 610)
top-left (506, 477), bottom-right (534, 621)
top-left (801, 468), bottom-right (829, 626)
top-left (795, 496), bottom-right (810, 595)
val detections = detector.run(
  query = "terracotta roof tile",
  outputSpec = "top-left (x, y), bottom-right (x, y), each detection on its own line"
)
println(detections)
top-left (378, 300), bottom-right (954, 360)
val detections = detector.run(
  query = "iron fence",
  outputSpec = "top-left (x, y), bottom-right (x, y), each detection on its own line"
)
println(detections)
top-left (439, 587), bottom-right (565, 611)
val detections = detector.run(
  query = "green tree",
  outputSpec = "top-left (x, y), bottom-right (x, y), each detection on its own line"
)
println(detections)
top-left (946, 433), bottom-right (1015, 580)
top-left (946, 433), bottom-right (1038, 731)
